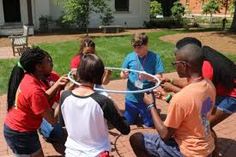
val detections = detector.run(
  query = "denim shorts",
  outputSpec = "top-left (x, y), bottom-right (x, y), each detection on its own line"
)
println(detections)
top-left (215, 96), bottom-right (236, 114)
top-left (4, 124), bottom-right (41, 155)
top-left (143, 133), bottom-right (183, 157)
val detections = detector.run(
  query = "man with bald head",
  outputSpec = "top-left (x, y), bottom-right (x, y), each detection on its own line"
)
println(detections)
top-left (129, 44), bottom-right (216, 157)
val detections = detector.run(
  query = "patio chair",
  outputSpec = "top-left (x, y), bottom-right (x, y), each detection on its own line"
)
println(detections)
top-left (8, 25), bottom-right (29, 56)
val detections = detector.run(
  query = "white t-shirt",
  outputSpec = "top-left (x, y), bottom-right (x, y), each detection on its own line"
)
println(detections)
top-left (60, 91), bottom-right (130, 157)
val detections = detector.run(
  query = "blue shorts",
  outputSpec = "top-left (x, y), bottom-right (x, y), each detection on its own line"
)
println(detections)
top-left (143, 133), bottom-right (183, 157)
top-left (4, 124), bottom-right (41, 155)
top-left (215, 96), bottom-right (236, 114)
top-left (124, 99), bottom-right (153, 127)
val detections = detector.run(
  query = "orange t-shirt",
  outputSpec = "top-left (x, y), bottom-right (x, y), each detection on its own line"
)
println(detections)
top-left (164, 79), bottom-right (216, 157)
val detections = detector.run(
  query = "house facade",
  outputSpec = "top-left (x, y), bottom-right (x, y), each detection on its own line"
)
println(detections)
top-left (180, 0), bottom-right (231, 15)
top-left (0, 0), bottom-right (150, 35)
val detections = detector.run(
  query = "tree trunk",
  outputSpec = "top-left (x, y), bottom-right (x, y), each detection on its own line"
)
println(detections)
top-left (230, 1), bottom-right (236, 31)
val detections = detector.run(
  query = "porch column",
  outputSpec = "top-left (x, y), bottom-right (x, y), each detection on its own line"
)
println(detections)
top-left (26, 0), bottom-right (33, 25)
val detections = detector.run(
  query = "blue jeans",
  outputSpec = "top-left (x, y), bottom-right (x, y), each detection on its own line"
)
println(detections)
top-left (143, 133), bottom-right (183, 157)
top-left (124, 99), bottom-right (153, 127)
top-left (215, 96), bottom-right (236, 114)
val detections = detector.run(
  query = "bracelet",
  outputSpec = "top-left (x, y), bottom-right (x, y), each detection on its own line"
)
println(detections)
top-left (165, 93), bottom-right (172, 103)
top-left (147, 104), bottom-right (155, 110)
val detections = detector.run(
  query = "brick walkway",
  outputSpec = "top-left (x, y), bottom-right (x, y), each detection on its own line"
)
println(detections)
top-left (0, 78), bottom-right (236, 157)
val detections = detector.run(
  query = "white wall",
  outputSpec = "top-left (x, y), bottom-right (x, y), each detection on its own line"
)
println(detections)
top-left (20, 0), bottom-right (28, 25)
top-left (29, 0), bottom-right (150, 29)
top-left (49, 0), bottom-right (63, 20)
top-left (0, 0), bottom-right (4, 25)
top-left (89, 0), bottom-right (150, 28)
top-left (32, 0), bottom-right (50, 29)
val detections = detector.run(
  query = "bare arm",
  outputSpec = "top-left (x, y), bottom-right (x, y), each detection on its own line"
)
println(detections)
top-left (120, 70), bottom-right (129, 79)
top-left (161, 82), bottom-right (182, 93)
top-left (41, 108), bottom-right (58, 125)
top-left (102, 69), bottom-right (112, 85)
top-left (45, 76), bottom-right (69, 100)
top-left (144, 93), bottom-right (175, 141)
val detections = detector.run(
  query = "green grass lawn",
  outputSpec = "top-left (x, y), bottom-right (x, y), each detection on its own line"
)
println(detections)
top-left (0, 30), bottom-right (235, 95)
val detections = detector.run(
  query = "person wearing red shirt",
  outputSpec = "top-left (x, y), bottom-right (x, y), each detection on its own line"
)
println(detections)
top-left (4, 47), bottom-right (68, 157)
top-left (160, 37), bottom-right (236, 156)
top-left (70, 37), bottom-right (95, 71)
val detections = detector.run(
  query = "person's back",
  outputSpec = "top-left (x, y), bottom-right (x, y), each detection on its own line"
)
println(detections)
top-left (62, 54), bottom-right (130, 157)
top-left (165, 78), bottom-right (215, 156)
top-left (61, 91), bottom-right (111, 156)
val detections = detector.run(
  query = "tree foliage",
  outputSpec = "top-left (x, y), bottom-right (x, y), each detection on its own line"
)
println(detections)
top-left (61, 0), bottom-right (113, 30)
top-left (230, 0), bottom-right (236, 31)
top-left (150, 1), bottom-right (162, 18)
top-left (171, 1), bottom-right (185, 19)
top-left (202, 0), bottom-right (221, 16)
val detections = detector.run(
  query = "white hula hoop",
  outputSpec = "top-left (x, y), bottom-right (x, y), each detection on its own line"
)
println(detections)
top-left (67, 67), bottom-right (161, 94)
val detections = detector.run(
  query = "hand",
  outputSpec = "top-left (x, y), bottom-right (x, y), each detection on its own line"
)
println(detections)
top-left (160, 77), bottom-right (170, 84)
top-left (55, 75), bottom-right (69, 87)
top-left (138, 73), bottom-right (153, 81)
top-left (143, 93), bottom-right (154, 106)
top-left (120, 70), bottom-right (129, 79)
top-left (153, 86), bottom-right (168, 100)
top-left (64, 82), bottom-right (76, 90)
top-left (102, 69), bottom-right (112, 85)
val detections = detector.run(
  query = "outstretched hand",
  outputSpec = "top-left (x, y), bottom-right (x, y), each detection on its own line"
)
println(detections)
top-left (56, 75), bottom-right (69, 87)
top-left (153, 86), bottom-right (168, 101)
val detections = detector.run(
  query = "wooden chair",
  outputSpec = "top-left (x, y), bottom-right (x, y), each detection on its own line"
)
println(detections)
top-left (8, 26), bottom-right (29, 56)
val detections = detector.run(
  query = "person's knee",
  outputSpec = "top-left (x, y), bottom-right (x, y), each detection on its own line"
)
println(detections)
top-left (130, 132), bottom-right (144, 149)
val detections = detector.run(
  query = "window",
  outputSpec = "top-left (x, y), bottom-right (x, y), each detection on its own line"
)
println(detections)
top-left (115, 0), bottom-right (129, 11)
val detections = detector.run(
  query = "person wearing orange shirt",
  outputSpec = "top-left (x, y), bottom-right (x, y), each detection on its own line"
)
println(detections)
top-left (129, 44), bottom-right (215, 157)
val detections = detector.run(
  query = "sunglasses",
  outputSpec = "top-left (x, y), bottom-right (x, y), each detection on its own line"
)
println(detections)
top-left (171, 61), bottom-right (190, 66)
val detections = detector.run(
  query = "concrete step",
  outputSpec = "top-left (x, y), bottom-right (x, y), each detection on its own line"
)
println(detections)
top-left (0, 23), bottom-right (23, 36)
top-left (0, 28), bottom-right (23, 36)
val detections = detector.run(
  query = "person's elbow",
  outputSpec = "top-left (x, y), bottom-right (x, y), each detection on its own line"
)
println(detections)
top-left (159, 127), bottom-right (174, 142)
top-left (160, 132), bottom-right (171, 142)
top-left (42, 109), bottom-right (57, 125)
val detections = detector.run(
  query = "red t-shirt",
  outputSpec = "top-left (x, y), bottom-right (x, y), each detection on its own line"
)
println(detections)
top-left (5, 72), bottom-right (60, 132)
top-left (70, 55), bottom-right (81, 69)
top-left (202, 60), bottom-right (236, 98)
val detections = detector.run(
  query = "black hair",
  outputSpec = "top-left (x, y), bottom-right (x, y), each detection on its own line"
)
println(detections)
top-left (7, 47), bottom-right (50, 111)
top-left (202, 46), bottom-right (236, 91)
top-left (176, 37), bottom-right (236, 91)
top-left (176, 37), bottom-right (202, 49)
top-left (177, 44), bottom-right (204, 73)
top-left (77, 54), bottom-right (104, 85)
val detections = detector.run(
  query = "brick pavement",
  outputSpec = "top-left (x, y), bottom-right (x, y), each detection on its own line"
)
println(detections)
top-left (0, 76), bottom-right (236, 157)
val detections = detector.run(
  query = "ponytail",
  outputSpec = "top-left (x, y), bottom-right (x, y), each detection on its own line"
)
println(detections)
top-left (7, 47), bottom-right (49, 111)
top-left (7, 63), bottom-right (25, 111)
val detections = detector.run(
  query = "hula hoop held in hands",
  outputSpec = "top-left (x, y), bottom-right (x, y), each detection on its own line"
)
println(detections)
top-left (67, 67), bottom-right (161, 94)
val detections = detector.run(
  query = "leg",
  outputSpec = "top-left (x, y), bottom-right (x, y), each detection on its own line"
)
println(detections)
top-left (130, 133), bottom-right (150, 157)
top-left (209, 107), bottom-right (230, 128)
top-left (138, 102), bottom-right (153, 127)
top-left (130, 133), bottom-right (183, 157)
top-left (209, 96), bottom-right (236, 128)
top-left (124, 100), bottom-right (139, 125)
top-left (4, 124), bottom-right (43, 157)
top-left (31, 149), bottom-right (44, 157)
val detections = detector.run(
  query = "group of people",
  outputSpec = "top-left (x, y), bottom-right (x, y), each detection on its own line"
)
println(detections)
top-left (3, 32), bottom-right (236, 157)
